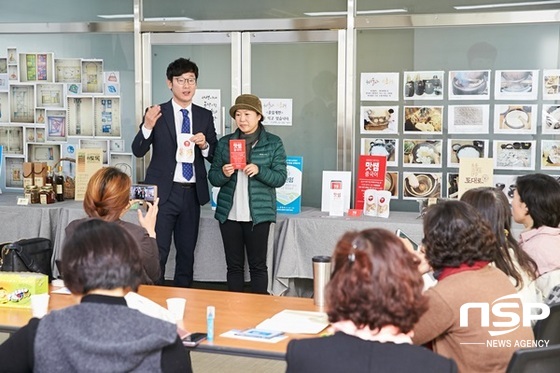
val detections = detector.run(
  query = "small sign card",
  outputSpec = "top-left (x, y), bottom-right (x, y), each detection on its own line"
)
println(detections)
top-left (229, 139), bottom-right (246, 170)
top-left (355, 155), bottom-right (387, 210)
top-left (458, 157), bottom-right (494, 198)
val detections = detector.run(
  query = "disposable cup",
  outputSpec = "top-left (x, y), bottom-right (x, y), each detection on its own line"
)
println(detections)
top-left (166, 297), bottom-right (186, 320)
top-left (30, 294), bottom-right (50, 318)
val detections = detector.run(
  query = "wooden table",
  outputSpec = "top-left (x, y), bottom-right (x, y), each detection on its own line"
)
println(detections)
top-left (0, 285), bottom-right (325, 360)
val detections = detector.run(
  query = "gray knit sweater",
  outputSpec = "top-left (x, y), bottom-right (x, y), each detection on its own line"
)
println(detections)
top-left (34, 300), bottom-right (178, 373)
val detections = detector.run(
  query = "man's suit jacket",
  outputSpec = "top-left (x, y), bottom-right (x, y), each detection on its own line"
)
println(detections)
top-left (132, 100), bottom-right (217, 205)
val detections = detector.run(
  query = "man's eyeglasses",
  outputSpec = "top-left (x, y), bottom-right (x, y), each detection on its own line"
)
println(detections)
top-left (174, 77), bottom-right (197, 86)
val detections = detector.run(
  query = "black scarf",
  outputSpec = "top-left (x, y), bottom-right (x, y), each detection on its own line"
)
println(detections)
top-left (239, 125), bottom-right (262, 162)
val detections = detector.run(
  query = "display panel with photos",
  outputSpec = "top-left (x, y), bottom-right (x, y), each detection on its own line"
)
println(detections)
top-left (402, 172), bottom-right (442, 200)
top-left (403, 139), bottom-right (442, 167)
top-left (93, 97), bottom-right (121, 137)
top-left (67, 96), bottom-right (94, 137)
top-left (360, 137), bottom-right (398, 167)
top-left (360, 105), bottom-right (398, 134)
top-left (447, 140), bottom-right (488, 167)
top-left (403, 106), bottom-right (443, 133)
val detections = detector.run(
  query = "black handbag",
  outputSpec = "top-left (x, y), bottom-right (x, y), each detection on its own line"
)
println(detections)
top-left (0, 238), bottom-right (53, 281)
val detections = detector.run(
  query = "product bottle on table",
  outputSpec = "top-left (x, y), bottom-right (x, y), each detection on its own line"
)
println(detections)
top-left (55, 165), bottom-right (64, 201)
top-left (45, 166), bottom-right (53, 186)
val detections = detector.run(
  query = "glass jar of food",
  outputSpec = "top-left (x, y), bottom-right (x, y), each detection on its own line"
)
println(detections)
top-left (39, 185), bottom-right (56, 204)
top-left (24, 185), bottom-right (40, 204)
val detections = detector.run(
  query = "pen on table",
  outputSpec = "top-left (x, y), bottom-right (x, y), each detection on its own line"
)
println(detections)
top-left (207, 306), bottom-right (215, 342)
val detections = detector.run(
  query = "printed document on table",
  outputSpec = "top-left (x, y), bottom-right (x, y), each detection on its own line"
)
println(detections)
top-left (256, 309), bottom-right (329, 334)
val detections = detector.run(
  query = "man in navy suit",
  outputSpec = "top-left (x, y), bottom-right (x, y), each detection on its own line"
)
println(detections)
top-left (132, 58), bottom-right (217, 287)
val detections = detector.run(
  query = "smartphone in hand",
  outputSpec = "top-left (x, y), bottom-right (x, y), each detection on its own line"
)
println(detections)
top-left (182, 332), bottom-right (207, 347)
top-left (395, 229), bottom-right (419, 251)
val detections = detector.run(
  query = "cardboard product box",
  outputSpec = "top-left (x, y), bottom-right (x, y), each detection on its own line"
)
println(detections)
top-left (22, 162), bottom-right (34, 187)
top-left (0, 272), bottom-right (48, 309)
top-left (33, 162), bottom-right (48, 187)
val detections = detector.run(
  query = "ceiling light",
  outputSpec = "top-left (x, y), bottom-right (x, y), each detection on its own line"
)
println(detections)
top-left (454, 0), bottom-right (560, 10)
top-left (305, 9), bottom-right (408, 17)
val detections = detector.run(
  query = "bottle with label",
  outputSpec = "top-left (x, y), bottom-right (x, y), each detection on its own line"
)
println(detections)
top-left (45, 166), bottom-right (53, 186)
top-left (55, 165), bottom-right (64, 201)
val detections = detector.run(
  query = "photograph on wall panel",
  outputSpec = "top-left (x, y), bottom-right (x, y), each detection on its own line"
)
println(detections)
top-left (543, 69), bottom-right (560, 100)
top-left (447, 173), bottom-right (459, 199)
top-left (109, 153), bottom-right (134, 178)
top-left (542, 104), bottom-right (560, 134)
top-left (402, 172), bottom-right (442, 199)
top-left (403, 71), bottom-right (444, 100)
top-left (448, 70), bottom-right (490, 100)
top-left (0, 58), bottom-right (7, 73)
top-left (67, 96), bottom-right (94, 137)
top-left (360, 72), bottom-right (400, 101)
top-left (0, 73), bottom-right (8, 91)
top-left (447, 105), bottom-right (490, 134)
top-left (493, 140), bottom-right (535, 170)
top-left (493, 174), bottom-right (522, 203)
top-left (447, 139), bottom-right (489, 168)
top-left (541, 140), bottom-right (560, 170)
top-left (36, 83), bottom-right (64, 108)
top-left (27, 143), bottom-right (61, 169)
top-left (494, 70), bottom-right (539, 101)
top-left (403, 139), bottom-right (442, 167)
top-left (359, 137), bottom-right (398, 167)
top-left (403, 106), bottom-right (443, 133)
top-left (493, 104), bottom-right (537, 135)
top-left (360, 105), bottom-right (398, 134)
top-left (385, 171), bottom-right (399, 198)
top-left (4, 156), bottom-right (24, 189)
top-left (79, 138), bottom-right (109, 164)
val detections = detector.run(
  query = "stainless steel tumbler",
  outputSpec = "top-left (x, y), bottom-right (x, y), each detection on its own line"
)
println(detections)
top-left (312, 255), bottom-right (332, 307)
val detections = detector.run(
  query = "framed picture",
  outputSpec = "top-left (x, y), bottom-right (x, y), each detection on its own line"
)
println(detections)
top-left (67, 96), bottom-right (94, 137)
top-left (7, 48), bottom-right (17, 65)
top-left (495, 70), bottom-right (539, 101)
top-left (27, 143), bottom-right (61, 168)
top-left (448, 70), bottom-right (490, 100)
top-left (0, 125), bottom-right (24, 155)
top-left (360, 137), bottom-right (398, 167)
top-left (448, 105), bottom-right (490, 134)
top-left (18, 53), bottom-right (54, 82)
top-left (4, 156), bottom-right (24, 189)
top-left (0, 58), bottom-right (6, 73)
top-left (403, 139), bottom-right (443, 168)
top-left (10, 84), bottom-right (35, 123)
top-left (447, 140), bottom-right (488, 167)
top-left (79, 138), bottom-right (109, 164)
top-left (543, 69), bottom-right (560, 100)
top-left (402, 172), bottom-right (442, 199)
top-left (0, 92), bottom-right (9, 122)
top-left (542, 104), bottom-right (560, 134)
top-left (403, 106), bottom-right (443, 134)
top-left (403, 71), bottom-right (444, 100)
top-left (0, 73), bottom-right (8, 91)
top-left (385, 171), bottom-right (399, 198)
top-left (94, 97), bottom-right (121, 137)
top-left (110, 139), bottom-right (125, 152)
top-left (110, 152), bottom-right (134, 178)
top-left (8, 65), bottom-right (18, 81)
top-left (36, 128), bottom-right (45, 142)
top-left (494, 104), bottom-right (537, 135)
top-left (493, 140), bottom-right (535, 170)
top-left (35, 109), bottom-right (46, 124)
top-left (55, 58), bottom-right (82, 83)
top-left (541, 140), bottom-right (560, 170)
top-left (360, 105), bottom-right (398, 134)
top-left (46, 110), bottom-right (67, 142)
top-left (81, 59), bottom-right (103, 93)
top-left (36, 83), bottom-right (65, 108)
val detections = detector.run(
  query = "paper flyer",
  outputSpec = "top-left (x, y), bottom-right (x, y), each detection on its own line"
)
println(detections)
top-left (354, 155), bottom-right (387, 210)
top-left (276, 156), bottom-right (303, 214)
top-left (457, 157), bottom-right (494, 198)
top-left (229, 139), bottom-right (246, 170)
top-left (74, 148), bottom-right (103, 201)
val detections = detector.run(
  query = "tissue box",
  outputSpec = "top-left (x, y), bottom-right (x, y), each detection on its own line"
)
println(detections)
top-left (0, 272), bottom-right (48, 309)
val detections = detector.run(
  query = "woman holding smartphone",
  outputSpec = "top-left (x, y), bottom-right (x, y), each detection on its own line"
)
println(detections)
top-left (64, 167), bottom-right (160, 284)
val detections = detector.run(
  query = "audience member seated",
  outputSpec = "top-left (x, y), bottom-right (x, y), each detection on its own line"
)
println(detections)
top-left (512, 173), bottom-right (560, 300)
top-left (286, 228), bottom-right (457, 373)
top-left (0, 219), bottom-right (192, 373)
top-left (412, 201), bottom-right (534, 373)
top-left (461, 187), bottom-right (540, 305)
top-left (65, 166), bottom-right (160, 284)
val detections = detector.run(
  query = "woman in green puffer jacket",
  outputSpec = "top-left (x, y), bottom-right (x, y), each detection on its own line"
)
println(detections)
top-left (208, 94), bottom-right (287, 294)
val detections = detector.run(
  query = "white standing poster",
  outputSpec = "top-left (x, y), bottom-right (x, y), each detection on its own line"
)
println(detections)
top-left (193, 89), bottom-right (222, 135)
top-left (321, 171), bottom-right (352, 213)
top-left (360, 72), bottom-right (400, 101)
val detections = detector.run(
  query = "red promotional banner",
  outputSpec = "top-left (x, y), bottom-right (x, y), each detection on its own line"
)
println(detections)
top-left (354, 155), bottom-right (387, 210)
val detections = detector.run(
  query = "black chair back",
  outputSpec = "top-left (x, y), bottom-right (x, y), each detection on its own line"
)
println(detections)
top-left (506, 344), bottom-right (560, 373)
top-left (533, 302), bottom-right (560, 345)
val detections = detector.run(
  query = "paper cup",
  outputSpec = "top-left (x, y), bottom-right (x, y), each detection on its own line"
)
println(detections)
top-left (166, 297), bottom-right (186, 320)
top-left (376, 190), bottom-right (392, 218)
top-left (30, 294), bottom-right (50, 318)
